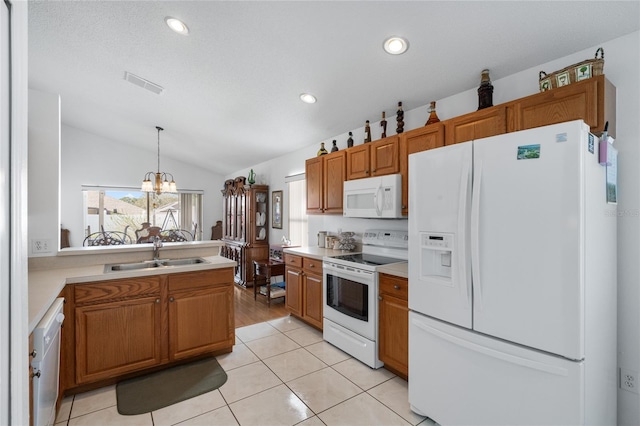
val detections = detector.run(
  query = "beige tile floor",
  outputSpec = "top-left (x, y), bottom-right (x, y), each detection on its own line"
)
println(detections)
top-left (54, 315), bottom-right (436, 426)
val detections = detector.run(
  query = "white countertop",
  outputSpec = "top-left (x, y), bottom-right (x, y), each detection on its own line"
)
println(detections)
top-left (378, 262), bottom-right (409, 279)
top-left (28, 254), bottom-right (235, 334)
top-left (282, 246), bottom-right (353, 261)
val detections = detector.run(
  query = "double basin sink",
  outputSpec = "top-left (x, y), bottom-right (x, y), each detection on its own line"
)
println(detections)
top-left (104, 257), bottom-right (209, 273)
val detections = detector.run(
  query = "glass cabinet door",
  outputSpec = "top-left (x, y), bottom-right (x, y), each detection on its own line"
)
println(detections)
top-left (255, 189), bottom-right (268, 243)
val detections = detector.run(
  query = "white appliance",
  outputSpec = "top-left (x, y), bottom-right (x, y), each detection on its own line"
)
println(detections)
top-left (343, 174), bottom-right (403, 218)
top-left (32, 298), bottom-right (65, 426)
top-left (323, 229), bottom-right (408, 368)
top-left (408, 120), bottom-right (617, 425)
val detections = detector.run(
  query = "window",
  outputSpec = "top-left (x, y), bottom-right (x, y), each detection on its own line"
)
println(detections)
top-left (287, 175), bottom-right (307, 247)
top-left (82, 186), bottom-right (203, 242)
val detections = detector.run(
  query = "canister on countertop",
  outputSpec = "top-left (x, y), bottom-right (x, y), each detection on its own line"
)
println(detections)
top-left (318, 231), bottom-right (327, 248)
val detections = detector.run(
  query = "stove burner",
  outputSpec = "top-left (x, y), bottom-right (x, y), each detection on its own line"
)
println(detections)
top-left (331, 253), bottom-right (405, 266)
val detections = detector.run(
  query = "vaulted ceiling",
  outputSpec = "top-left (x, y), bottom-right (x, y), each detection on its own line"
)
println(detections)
top-left (28, 1), bottom-right (640, 175)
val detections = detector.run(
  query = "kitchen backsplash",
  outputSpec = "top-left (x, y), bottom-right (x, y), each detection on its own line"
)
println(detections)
top-left (307, 215), bottom-right (408, 249)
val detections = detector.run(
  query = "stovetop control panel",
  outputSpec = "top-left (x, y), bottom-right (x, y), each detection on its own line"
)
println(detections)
top-left (362, 229), bottom-right (409, 248)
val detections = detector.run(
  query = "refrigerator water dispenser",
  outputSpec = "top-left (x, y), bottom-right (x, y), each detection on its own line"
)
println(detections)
top-left (419, 233), bottom-right (454, 283)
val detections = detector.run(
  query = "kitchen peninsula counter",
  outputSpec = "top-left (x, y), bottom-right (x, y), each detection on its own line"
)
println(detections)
top-left (28, 241), bottom-right (235, 333)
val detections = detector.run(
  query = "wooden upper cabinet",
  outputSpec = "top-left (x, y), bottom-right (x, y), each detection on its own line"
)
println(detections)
top-left (444, 105), bottom-right (506, 145)
top-left (507, 75), bottom-right (615, 136)
top-left (305, 156), bottom-right (323, 214)
top-left (323, 150), bottom-right (346, 214)
top-left (371, 135), bottom-right (400, 176)
top-left (346, 144), bottom-right (370, 180)
top-left (346, 135), bottom-right (399, 180)
top-left (399, 124), bottom-right (444, 215)
top-left (306, 151), bottom-right (346, 215)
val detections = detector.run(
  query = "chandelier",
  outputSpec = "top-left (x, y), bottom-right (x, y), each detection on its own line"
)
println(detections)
top-left (141, 126), bottom-right (177, 194)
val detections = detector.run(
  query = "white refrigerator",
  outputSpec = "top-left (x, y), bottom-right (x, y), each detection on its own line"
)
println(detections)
top-left (408, 120), bottom-right (617, 425)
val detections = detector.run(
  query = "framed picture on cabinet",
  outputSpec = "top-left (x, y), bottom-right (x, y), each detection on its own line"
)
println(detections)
top-left (272, 190), bottom-right (283, 229)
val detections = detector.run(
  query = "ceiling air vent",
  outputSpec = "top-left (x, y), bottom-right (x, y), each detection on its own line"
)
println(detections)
top-left (123, 71), bottom-right (164, 95)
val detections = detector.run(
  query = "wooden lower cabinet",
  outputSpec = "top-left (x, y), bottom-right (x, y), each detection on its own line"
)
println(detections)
top-left (168, 271), bottom-right (235, 360)
top-left (63, 268), bottom-right (234, 391)
top-left (378, 273), bottom-right (408, 379)
top-left (284, 254), bottom-right (323, 329)
top-left (75, 294), bottom-right (162, 384)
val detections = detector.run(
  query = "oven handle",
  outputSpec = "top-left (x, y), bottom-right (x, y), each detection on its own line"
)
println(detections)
top-left (323, 264), bottom-right (375, 282)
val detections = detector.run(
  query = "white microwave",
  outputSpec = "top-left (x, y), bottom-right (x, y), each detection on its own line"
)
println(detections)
top-left (343, 174), bottom-right (403, 218)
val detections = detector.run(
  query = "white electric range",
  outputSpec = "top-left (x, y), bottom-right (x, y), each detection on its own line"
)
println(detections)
top-left (322, 229), bottom-right (408, 368)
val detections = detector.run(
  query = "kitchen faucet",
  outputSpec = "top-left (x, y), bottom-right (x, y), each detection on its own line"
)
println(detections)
top-left (153, 236), bottom-right (163, 260)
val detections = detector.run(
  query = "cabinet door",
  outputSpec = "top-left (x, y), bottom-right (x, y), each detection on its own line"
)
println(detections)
top-left (400, 124), bottom-right (444, 215)
top-left (168, 285), bottom-right (234, 361)
top-left (370, 136), bottom-right (399, 176)
top-left (303, 272), bottom-right (323, 330)
top-left (285, 266), bottom-right (303, 317)
top-left (323, 150), bottom-right (346, 214)
top-left (379, 293), bottom-right (408, 378)
top-left (346, 144), bottom-right (370, 180)
top-left (507, 75), bottom-right (611, 135)
top-left (306, 157), bottom-right (323, 214)
top-left (75, 296), bottom-right (162, 384)
top-left (445, 105), bottom-right (506, 145)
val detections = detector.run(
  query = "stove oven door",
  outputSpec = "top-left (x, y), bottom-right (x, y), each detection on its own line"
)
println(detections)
top-left (323, 264), bottom-right (376, 340)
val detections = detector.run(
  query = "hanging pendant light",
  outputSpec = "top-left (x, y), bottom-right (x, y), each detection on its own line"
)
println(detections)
top-left (141, 126), bottom-right (177, 194)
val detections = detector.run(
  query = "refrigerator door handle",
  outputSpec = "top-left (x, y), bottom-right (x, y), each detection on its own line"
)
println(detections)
top-left (412, 316), bottom-right (570, 376)
top-left (471, 158), bottom-right (483, 309)
top-left (458, 154), bottom-right (472, 308)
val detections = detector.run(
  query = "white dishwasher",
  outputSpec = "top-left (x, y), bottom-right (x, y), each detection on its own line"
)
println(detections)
top-left (32, 298), bottom-right (65, 426)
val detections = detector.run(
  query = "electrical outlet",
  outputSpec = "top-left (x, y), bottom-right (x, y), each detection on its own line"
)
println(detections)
top-left (32, 239), bottom-right (53, 254)
top-left (620, 368), bottom-right (639, 394)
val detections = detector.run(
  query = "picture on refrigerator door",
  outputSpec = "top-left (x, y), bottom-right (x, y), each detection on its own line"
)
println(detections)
top-left (516, 144), bottom-right (540, 159)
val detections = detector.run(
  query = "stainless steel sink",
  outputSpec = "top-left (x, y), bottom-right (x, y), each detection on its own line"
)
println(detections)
top-left (161, 258), bottom-right (207, 266)
top-left (104, 257), bottom-right (209, 273)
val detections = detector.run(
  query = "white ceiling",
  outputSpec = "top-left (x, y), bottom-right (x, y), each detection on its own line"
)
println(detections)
top-left (28, 1), bottom-right (640, 176)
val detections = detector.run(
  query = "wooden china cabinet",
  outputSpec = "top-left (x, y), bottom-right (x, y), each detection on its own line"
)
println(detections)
top-left (220, 177), bottom-right (269, 287)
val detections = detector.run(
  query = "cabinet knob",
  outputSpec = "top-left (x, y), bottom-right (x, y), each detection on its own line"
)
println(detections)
top-left (155, 298), bottom-right (160, 304)
top-left (372, 169), bottom-right (376, 173)
top-left (169, 297), bottom-right (175, 302)
top-left (29, 349), bottom-right (37, 359)
top-left (378, 296), bottom-right (383, 301)
top-left (32, 370), bottom-right (41, 379)
top-left (394, 285), bottom-right (400, 290)
top-left (365, 170), bottom-right (369, 174)
top-left (401, 205), bottom-right (407, 209)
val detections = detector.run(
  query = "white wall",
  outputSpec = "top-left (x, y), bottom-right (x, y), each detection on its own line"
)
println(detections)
top-left (27, 97), bottom-right (226, 250)
top-left (27, 89), bottom-right (60, 257)
top-left (227, 32), bottom-right (640, 424)
top-left (59, 125), bottom-right (225, 247)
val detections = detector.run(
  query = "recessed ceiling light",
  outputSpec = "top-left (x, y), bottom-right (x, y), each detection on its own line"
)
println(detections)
top-left (165, 17), bottom-right (189, 35)
top-left (383, 36), bottom-right (409, 55)
top-left (300, 93), bottom-right (317, 104)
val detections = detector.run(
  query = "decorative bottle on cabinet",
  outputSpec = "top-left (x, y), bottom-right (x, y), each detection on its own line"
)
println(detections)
top-left (425, 101), bottom-right (440, 125)
top-left (364, 121), bottom-right (372, 143)
top-left (317, 142), bottom-right (328, 156)
top-left (347, 132), bottom-right (354, 148)
top-left (396, 102), bottom-right (404, 133)
top-left (478, 69), bottom-right (494, 110)
top-left (331, 140), bottom-right (338, 152)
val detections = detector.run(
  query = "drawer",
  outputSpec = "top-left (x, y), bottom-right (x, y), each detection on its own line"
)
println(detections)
top-left (74, 277), bottom-right (160, 305)
top-left (284, 253), bottom-right (302, 268)
top-left (379, 274), bottom-right (408, 300)
top-left (303, 257), bottom-right (323, 274)
top-left (168, 268), bottom-right (234, 292)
